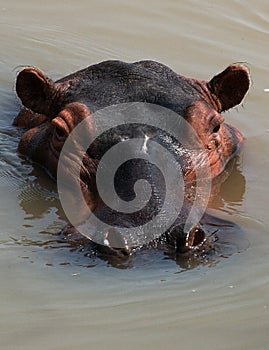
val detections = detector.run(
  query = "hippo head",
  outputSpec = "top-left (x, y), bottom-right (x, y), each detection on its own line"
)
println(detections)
top-left (14, 60), bottom-right (250, 255)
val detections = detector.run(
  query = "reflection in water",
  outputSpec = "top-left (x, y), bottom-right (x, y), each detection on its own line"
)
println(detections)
top-left (17, 166), bottom-right (59, 218)
top-left (209, 156), bottom-right (246, 211)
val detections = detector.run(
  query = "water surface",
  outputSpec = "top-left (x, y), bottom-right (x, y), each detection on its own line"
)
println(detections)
top-left (1, 1), bottom-right (269, 349)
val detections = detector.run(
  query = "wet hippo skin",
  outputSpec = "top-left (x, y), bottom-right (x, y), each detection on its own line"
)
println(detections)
top-left (13, 60), bottom-right (250, 258)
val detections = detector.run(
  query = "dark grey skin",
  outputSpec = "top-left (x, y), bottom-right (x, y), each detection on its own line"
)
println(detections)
top-left (14, 60), bottom-right (250, 258)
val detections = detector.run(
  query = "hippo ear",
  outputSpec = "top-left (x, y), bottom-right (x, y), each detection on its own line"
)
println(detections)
top-left (207, 65), bottom-right (250, 112)
top-left (16, 67), bottom-right (61, 116)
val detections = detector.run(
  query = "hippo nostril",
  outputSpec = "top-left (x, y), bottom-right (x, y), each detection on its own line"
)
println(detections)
top-left (186, 226), bottom-right (205, 248)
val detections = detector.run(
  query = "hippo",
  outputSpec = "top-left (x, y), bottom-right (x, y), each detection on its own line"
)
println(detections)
top-left (13, 60), bottom-right (250, 258)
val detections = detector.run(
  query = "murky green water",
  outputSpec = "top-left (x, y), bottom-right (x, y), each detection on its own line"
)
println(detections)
top-left (1, 1), bottom-right (269, 349)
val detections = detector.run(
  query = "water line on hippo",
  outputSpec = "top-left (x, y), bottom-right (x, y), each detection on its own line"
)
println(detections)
top-left (57, 102), bottom-right (212, 249)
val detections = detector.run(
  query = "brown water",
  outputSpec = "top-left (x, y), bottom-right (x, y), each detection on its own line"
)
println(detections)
top-left (1, 0), bottom-right (269, 349)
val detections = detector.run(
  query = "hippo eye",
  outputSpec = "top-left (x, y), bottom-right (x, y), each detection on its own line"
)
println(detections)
top-left (52, 117), bottom-right (68, 140)
top-left (212, 124), bottom-right (220, 133)
top-left (55, 125), bottom-right (66, 138)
